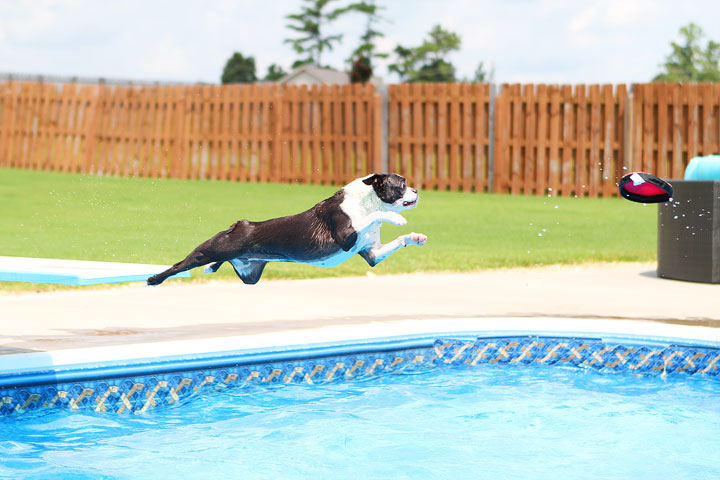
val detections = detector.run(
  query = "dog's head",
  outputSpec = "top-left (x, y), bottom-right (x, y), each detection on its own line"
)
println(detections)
top-left (362, 173), bottom-right (419, 212)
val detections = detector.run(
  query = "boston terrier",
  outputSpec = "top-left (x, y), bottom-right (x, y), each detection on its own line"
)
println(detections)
top-left (147, 173), bottom-right (427, 286)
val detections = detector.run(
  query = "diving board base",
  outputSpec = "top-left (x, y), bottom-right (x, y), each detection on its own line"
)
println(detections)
top-left (0, 256), bottom-right (190, 286)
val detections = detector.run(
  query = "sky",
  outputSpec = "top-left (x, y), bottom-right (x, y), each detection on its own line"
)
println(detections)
top-left (0, 0), bottom-right (719, 85)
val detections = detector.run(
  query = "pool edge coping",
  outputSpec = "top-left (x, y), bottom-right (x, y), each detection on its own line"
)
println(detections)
top-left (2, 316), bottom-right (719, 378)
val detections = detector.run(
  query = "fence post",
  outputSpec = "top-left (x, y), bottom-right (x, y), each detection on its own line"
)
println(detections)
top-left (0, 82), bottom-right (14, 168)
top-left (624, 84), bottom-right (634, 173)
top-left (373, 89), bottom-right (383, 173)
top-left (171, 85), bottom-right (187, 179)
top-left (271, 84), bottom-right (283, 183)
top-left (378, 82), bottom-right (389, 173)
top-left (488, 83), bottom-right (497, 193)
top-left (83, 85), bottom-right (103, 174)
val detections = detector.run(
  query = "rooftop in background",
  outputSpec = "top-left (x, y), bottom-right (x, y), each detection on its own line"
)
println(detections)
top-left (277, 65), bottom-right (350, 86)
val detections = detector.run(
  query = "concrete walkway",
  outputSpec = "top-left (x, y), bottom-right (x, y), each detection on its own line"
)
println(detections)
top-left (1, 262), bottom-right (718, 353)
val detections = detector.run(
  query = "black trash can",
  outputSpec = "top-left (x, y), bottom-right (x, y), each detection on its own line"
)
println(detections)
top-left (657, 180), bottom-right (720, 283)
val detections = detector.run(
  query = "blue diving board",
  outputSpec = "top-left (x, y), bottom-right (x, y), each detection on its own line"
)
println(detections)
top-left (0, 256), bottom-right (189, 285)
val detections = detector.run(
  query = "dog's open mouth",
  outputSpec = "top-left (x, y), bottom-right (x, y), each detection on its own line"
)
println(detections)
top-left (403, 199), bottom-right (417, 207)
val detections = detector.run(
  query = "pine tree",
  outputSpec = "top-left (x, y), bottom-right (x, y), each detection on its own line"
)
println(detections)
top-left (284, 0), bottom-right (347, 69)
top-left (344, 0), bottom-right (388, 83)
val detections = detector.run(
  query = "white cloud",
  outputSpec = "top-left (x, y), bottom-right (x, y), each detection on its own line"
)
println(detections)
top-left (568, 5), bottom-right (597, 33)
top-left (135, 35), bottom-right (194, 80)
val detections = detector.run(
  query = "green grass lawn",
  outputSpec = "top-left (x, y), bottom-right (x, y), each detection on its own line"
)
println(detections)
top-left (0, 168), bottom-right (657, 292)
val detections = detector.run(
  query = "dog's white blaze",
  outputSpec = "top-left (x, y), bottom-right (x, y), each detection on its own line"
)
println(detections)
top-left (396, 188), bottom-right (419, 210)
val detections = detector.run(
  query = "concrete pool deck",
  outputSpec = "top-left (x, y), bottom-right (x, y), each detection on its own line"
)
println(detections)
top-left (1, 261), bottom-right (719, 355)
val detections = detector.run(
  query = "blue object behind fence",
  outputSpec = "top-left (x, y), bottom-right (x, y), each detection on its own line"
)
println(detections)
top-left (684, 155), bottom-right (720, 180)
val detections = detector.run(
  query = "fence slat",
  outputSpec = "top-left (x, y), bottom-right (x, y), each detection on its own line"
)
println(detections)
top-left (560, 85), bottom-right (573, 197)
top-left (601, 84), bottom-right (615, 198)
top-left (523, 84), bottom-right (535, 195)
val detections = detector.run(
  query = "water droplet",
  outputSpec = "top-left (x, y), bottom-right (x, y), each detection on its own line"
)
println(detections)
top-left (674, 215), bottom-right (678, 219)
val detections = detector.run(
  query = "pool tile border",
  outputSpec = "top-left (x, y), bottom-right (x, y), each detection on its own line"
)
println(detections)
top-left (1, 335), bottom-right (718, 417)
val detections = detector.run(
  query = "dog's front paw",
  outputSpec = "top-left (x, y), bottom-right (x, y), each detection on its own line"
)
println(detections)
top-left (404, 232), bottom-right (428, 246)
top-left (384, 212), bottom-right (407, 226)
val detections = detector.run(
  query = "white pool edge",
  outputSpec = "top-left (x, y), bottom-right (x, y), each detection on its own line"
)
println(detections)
top-left (2, 316), bottom-right (719, 375)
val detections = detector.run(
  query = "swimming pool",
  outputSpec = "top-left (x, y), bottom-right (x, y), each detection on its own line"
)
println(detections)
top-left (3, 359), bottom-right (719, 479)
top-left (1, 318), bottom-right (719, 478)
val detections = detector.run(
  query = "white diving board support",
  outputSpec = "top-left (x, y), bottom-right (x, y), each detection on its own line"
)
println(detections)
top-left (0, 256), bottom-right (189, 285)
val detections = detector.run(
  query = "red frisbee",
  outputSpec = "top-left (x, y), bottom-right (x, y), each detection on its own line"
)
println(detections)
top-left (618, 172), bottom-right (673, 203)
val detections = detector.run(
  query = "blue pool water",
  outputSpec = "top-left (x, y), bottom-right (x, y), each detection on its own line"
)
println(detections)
top-left (1, 364), bottom-right (719, 479)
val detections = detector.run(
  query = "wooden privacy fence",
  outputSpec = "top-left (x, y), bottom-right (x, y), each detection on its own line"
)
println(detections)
top-left (387, 82), bottom-right (491, 192)
top-left (388, 82), bottom-right (720, 196)
top-left (493, 83), bottom-right (628, 197)
top-left (630, 82), bottom-right (720, 180)
top-left (0, 82), bottom-right (381, 186)
top-left (1, 80), bottom-right (720, 197)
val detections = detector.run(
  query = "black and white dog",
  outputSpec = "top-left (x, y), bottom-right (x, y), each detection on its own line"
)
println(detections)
top-left (147, 173), bottom-right (427, 286)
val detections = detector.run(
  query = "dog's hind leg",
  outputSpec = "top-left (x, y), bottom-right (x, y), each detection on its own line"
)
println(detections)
top-left (228, 259), bottom-right (267, 285)
top-left (147, 249), bottom-right (216, 286)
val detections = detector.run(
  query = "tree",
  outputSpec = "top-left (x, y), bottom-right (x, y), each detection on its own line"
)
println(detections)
top-left (221, 52), bottom-right (257, 84)
top-left (350, 56), bottom-right (373, 83)
top-left (654, 23), bottom-right (720, 82)
top-left (264, 63), bottom-right (288, 81)
top-left (388, 25), bottom-right (461, 83)
top-left (343, 0), bottom-right (388, 83)
top-left (284, 0), bottom-right (347, 69)
top-left (473, 61), bottom-right (494, 83)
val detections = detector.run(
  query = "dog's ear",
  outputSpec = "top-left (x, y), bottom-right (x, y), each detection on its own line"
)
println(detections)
top-left (362, 173), bottom-right (385, 186)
